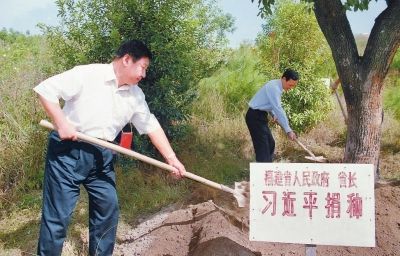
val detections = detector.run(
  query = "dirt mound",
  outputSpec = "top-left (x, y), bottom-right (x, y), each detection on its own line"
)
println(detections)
top-left (114, 184), bottom-right (400, 256)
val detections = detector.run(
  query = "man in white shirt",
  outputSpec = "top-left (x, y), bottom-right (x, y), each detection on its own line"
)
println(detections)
top-left (34, 40), bottom-right (186, 256)
top-left (246, 69), bottom-right (299, 162)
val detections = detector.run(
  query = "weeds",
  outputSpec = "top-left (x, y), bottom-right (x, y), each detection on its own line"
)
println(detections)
top-left (0, 32), bottom-right (50, 209)
top-left (116, 159), bottom-right (189, 222)
top-left (1, 31), bottom-right (399, 255)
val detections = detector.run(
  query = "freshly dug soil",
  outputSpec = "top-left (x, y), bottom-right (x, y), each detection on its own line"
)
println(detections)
top-left (114, 183), bottom-right (400, 256)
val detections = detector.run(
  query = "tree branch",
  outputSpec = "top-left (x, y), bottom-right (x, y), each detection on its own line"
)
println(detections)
top-left (313, 0), bottom-right (360, 76)
top-left (362, 1), bottom-right (400, 76)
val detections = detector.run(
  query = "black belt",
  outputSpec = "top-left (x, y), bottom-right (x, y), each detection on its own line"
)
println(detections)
top-left (249, 107), bottom-right (267, 114)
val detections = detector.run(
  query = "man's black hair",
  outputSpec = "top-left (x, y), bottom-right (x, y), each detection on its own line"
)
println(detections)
top-left (115, 40), bottom-right (153, 61)
top-left (282, 69), bottom-right (299, 81)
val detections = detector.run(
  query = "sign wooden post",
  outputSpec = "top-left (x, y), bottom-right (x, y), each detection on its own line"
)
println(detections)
top-left (305, 244), bottom-right (316, 256)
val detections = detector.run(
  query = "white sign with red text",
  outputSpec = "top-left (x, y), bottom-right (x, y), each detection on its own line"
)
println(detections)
top-left (249, 163), bottom-right (375, 247)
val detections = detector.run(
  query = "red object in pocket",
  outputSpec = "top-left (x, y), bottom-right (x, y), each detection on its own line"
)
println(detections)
top-left (119, 132), bottom-right (133, 149)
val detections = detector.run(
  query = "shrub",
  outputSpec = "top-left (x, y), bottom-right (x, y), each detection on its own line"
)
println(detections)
top-left (41, 0), bottom-right (234, 155)
top-left (384, 75), bottom-right (400, 120)
top-left (391, 48), bottom-right (400, 70)
top-left (256, 0), bottom-right (334, 133)
top-left (194, 44), bottom-right (266, 119)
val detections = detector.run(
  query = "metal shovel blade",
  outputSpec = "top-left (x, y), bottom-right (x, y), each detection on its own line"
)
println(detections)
top-left (304, 155), bottom-right (327, 163)
top-left (295, 138), bottom-right (327, 163)
top-left (234, 181), bottom-right (249, 208)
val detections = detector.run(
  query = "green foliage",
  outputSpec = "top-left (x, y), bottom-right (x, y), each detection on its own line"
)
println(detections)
top-left (391, 48), bottom-right (400, 70)
top-left (256, 0), bottom-right (333, 132)
top-left (384, 75), bottom-right (400, 120)
top-left (194, 44), bottom-right (266, 119)
top-left (384, 50), bottom-right (400, 120)
top-left (0, 29), bottom-right (41, 80)
top-left (252, 0), bottom-right (377, 16)
top-left (42, 0), bottom-right (234, 155)
top-left (342, 0), bottom-right (378, 11)
top-left (0, 29), bottom-right (49, 203)
top-left (116, 163), bottom-right (188, 220)
top-left (281, 74), bottom-right (332, 132)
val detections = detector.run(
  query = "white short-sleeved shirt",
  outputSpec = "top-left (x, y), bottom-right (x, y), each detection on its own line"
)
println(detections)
top-left (34, 63), bottom-right (161, 140)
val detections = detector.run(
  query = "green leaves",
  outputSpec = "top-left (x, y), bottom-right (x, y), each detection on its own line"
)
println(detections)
top-left (42, 0), bottom-right (234, 154)
top-left (256, 0), bottom-right (334, 133)
top-left (391, 48), bottom-right (400, 70)
top-left (252, 0), bottom-right (377, 15)
top-left (193, 45), bottom-right (265, 119)
top-left (343, 0), bottom-right (374, 11)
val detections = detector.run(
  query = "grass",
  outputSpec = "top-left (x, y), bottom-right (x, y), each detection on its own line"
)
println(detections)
top-left (193, 44), bottom-right (265, 118)
top-left (379, 109), bottom-right (400, 180)
top-left (0, 125), bottom-right (252, 255)
top-left (3, 81), bottom-right (398, 254)
top-left (1, 93), bottom-right (400, 255)
top-left (383, 71), bottom-right (400, 120)
top-left (115, 159), bottom-right (189, 222)
top-left (1, 32), bottom-right (400, 255)
top-left (0, 33), bottom-right (50, 209)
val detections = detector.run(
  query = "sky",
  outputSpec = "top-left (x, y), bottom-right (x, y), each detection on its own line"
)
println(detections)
top-left (0, 0), bottom-right (387, 48)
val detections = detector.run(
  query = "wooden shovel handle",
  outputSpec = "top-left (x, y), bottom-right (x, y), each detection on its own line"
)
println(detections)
top-left (39, 120), bottom-right (234, 194)
top-left (294, 138), bottom-right (316, 158)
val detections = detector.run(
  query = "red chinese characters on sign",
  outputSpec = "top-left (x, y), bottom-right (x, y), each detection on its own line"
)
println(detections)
top-left (261, 169), bottom-right (363, 220)
top-left (264, 170), bottom-right (330, 188)
top-left (282, 192), bottom-right (297, 217)
top-left (303, 191), bottom-right (318, 219)
top-left (264, 171), bottom-right (274, 186)
top-left (275, 171), bottom-right (283, 186)
top-left (293, 171), bottom-right (302, 186)
top-left (325, 192), bottom-right (341, 218)
top-left (262, 191), bottom-right (277, 216)
top-left (347, 193), bottom-right (363, 219)
top-left (338, 171), bottom-right (358, 188)
top-left (321, 172), bottom-right (330, 187)
top-left (261, 190), bottom-right (363, 219)
top-left (284, 171), bottom-right (292, 186)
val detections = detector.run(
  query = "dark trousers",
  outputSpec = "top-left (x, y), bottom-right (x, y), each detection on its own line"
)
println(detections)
top-left (245, 108), bottom-right (275, 162)
top-left (38, 131), bottom-right (119, 256)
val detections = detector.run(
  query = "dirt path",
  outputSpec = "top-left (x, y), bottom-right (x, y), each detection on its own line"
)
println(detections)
top-left (113, 184), bottom-right (400, 256)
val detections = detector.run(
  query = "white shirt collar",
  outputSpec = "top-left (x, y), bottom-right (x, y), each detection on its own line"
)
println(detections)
top-left (105, 63), bottom-right (138, 91)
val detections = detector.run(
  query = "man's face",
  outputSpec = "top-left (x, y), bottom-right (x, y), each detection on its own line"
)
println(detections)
top-left (121, 55), bottom-right (150, 85)
top-left (283, 79), bottom-right (298, 91)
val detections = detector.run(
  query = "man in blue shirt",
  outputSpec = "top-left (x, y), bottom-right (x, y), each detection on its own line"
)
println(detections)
top-left (246, 69), bottom-right (299, 162)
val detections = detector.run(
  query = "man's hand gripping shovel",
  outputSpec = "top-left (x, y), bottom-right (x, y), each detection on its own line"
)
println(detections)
top-left (272, 117), bottom-right (327, 163)
top-left (39, 120), bottom-right (249, 207)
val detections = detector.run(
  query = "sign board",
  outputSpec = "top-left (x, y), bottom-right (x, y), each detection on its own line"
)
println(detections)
top-left (249, 163), bottom-right (375, 247)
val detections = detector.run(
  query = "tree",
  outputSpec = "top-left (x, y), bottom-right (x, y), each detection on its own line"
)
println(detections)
top-left (41, 0), bottom-right (234, 155)
top-left (194, 44), bottom-right (266, 118)
top-left (256, 1), bottom-right (334, 133)
top-left (253, 0), bottom-right (400, 180)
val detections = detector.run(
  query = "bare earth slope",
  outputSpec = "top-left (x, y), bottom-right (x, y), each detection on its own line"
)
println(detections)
top-left (114, 184), bottom-right (400, 256)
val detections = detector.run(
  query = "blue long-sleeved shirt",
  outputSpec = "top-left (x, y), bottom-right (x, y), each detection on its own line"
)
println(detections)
top-left (248, 79), bottom-right (292, 133)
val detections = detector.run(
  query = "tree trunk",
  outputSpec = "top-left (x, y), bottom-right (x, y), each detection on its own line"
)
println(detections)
top-left (313, 0), bottom-right (400, 180)
top-left (345, 72), bottom-right (383, 181)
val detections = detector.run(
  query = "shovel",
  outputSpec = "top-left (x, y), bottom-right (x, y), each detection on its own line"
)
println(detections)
top-left (294, 138), bottom-right (327, 163)
top-left (39, 120), bottom-right (248, 207)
